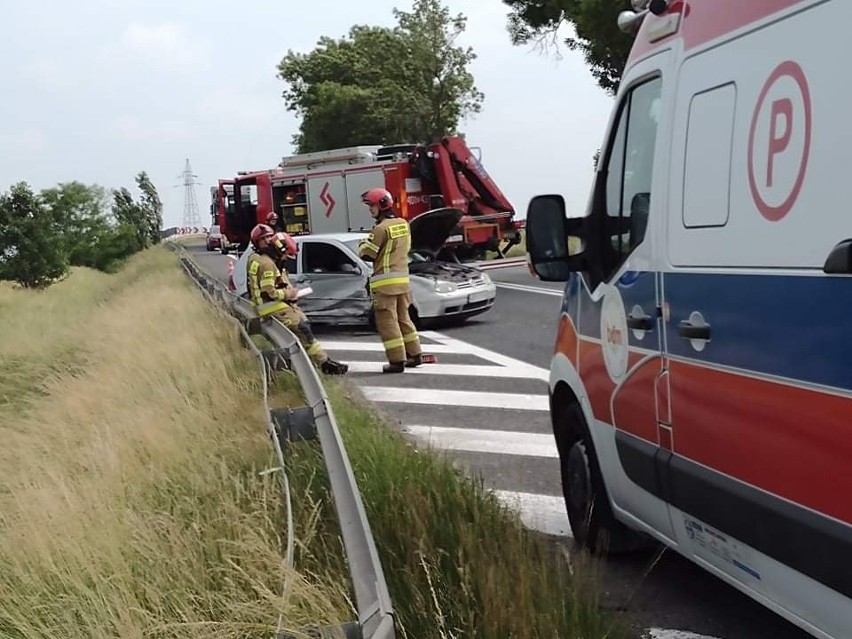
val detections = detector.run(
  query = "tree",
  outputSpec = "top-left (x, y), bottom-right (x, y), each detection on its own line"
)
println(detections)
top-left (111, 187), bottom-right (148, 252)
top-left (41, 181), bottom-right (112, 268)
top-left (135, 171), bottom-right (163, 246)
top-left (503, 0), bottom-right (634, 95)
top-left (0, 182), bottom-right (68, 288)
top-left (41, 181), bottom-right (141, 273)
top-left (277, 0), bottom-right (483, 152)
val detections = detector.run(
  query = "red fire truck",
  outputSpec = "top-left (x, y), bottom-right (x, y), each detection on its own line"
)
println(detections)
top-left (214, 136), bottom-right (521, 261)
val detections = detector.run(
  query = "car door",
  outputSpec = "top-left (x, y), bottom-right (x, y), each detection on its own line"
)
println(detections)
top-left (294, 240), bottom-right (371, 323)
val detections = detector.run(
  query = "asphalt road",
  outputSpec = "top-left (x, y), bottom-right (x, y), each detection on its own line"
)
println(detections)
top-left (184, 242), bottom-right (811, 639)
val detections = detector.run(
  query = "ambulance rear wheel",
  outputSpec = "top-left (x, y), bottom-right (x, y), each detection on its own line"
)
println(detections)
top-left (557, 401), bottom-right (648, 555)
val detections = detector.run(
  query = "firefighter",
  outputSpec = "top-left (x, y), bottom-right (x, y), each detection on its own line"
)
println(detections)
top-left (247, 224), bottom-right (348, 375)
top-left (358, 188), bottom-right (422, 373)
top-left (266, 211), bottom-right (279, 230)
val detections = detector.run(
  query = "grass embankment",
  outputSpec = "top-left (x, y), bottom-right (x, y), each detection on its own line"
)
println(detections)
top-left (0, 249), bottom-right (349, 638)
top-left (0, 245), bottom-right (626, 638)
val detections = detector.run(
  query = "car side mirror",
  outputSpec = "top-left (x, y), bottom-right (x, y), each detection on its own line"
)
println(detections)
top-left (525, 194), bottom-right (587, 282)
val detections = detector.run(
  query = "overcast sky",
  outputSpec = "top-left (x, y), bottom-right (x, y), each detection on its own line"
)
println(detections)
top-left (1, 0), bottom-right (616, 229)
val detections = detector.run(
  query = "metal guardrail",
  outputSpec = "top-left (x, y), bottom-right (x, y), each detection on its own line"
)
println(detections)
top-left (172, 244), bottom-right (396, 639)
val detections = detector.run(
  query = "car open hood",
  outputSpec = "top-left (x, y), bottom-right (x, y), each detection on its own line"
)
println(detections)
top-left (409, 207), bottom-right (463, 257)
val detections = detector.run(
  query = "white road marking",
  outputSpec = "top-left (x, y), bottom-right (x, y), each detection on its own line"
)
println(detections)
top-left (644, 630), bottom-right (724, 639)
top-left (320, 341), bottom-right (457, 354)
top-left (491, 490), bottom-right (572, 537)
top-left (344, 361), bottom-right (549, 380)
top-left (404, 425), bottom-right (558, 458)
top-left (495, 281), bottom-right (564, 297)
top-left (418, 330), bottom-right (550, 375)
top-left (361, 387), bottom-right (549, 411)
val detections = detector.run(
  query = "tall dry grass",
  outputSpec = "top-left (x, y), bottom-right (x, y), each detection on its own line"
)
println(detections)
top-left (0, 249), bottom-right (350, 638)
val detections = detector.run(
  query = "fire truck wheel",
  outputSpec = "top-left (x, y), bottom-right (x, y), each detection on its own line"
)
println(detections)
top-left (558, 401), bottom-right (649, 555)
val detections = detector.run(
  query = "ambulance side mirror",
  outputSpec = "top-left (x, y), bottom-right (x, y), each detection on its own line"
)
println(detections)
top-left (525, 194), bottom-right (587, 282)
top-left (823, 239), bottom-right (852, 274)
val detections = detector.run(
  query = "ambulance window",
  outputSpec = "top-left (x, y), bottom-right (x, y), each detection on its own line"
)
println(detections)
top-left (598, 76), bottom-right (662, 284)
top-left (682, 83), bottom-right (736, 228)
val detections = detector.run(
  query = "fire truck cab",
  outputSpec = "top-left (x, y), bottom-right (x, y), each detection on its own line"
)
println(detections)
top-left (525, 1), bottom-right (852, 637)
top-left (216, 136), bottom-right (521, 261)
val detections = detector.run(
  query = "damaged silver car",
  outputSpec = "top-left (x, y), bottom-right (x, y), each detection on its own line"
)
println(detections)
top-left (232, 208), bottom-right (496, 327)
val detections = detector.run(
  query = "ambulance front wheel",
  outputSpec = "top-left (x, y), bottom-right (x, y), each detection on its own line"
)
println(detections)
top-left (556, 401), bottom-right (648, 555)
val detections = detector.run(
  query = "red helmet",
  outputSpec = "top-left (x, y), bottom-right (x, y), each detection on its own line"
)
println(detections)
top-left (362, 188), bottom-right (393, 210)
top-left (250, 223), bottom-right (275, 248)
top-left (272, 232), bottom-right (298, 257)
top-left (266, 211), bottom-right (278, 225)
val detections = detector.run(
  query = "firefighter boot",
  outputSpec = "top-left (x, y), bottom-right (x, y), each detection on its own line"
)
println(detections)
top-left (382, 361), bottom-right (406, 374)
top-left (321, 358), bottom-right (349, 375)
top-left (405, 353), bottom-right (423, 368)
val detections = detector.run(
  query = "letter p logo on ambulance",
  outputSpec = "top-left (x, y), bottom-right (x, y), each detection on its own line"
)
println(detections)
top-left (600, 284), bottom-right (630, 384)
top-left (748, 60), bottom-right (813, 222)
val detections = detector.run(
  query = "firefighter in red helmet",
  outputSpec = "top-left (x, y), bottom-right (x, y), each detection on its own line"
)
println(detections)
top-left (246, 224), bottom-right (348, 375)
top-left (266, 210), bottom-right (279, 230)
top-left (357, 188), bottom-right (422, 373)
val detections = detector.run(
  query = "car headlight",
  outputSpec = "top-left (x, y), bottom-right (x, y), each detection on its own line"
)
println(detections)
top-left (480, 272), bottom-right (492, 285)
top-left (434, 280), bottom-right (457, 294)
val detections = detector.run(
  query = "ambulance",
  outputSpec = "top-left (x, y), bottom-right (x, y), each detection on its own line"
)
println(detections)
top-left (524, 1), bottom-right (852, 637)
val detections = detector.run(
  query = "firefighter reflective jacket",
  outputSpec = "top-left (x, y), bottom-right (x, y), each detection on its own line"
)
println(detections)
top-left (358, 215), bottom-right (411, 295)
top-left (246, 252), bottom-right (297, 317)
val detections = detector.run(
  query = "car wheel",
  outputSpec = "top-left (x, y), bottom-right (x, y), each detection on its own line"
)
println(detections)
top-left (409, 305), bottom-right (422, 330)
top-left (557, 401), bottom-right (649, 555)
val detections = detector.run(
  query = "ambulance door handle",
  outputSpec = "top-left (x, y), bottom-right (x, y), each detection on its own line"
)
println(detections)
top-left (678, 321), bottom-right (711, 340)
top-left (627, 314), bottom-right (654, 331)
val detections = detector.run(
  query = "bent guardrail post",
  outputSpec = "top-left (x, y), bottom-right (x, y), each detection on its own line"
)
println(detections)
top-left (172, 246), bottom-right (396, 639)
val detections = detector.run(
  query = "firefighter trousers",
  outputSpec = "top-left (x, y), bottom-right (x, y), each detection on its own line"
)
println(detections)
top-left (373, 290), bottom-right (421, 364)
top-left (272, 305), bottom-right (328, 366)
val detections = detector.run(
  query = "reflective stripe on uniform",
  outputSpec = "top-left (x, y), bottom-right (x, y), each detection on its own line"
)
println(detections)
top-left (307, 341), bottom-right (324, 357)
top-left (361, 240), bottom-right (380, 254)
top-left (403, 332), bottom-right (419, 343)
top-left (371, 271), bottom-right (409, 283)
top-left (387, 223), bottom-right (409, 239)
top-left (260, 270), bottom-right (277, 288)
top-left (383, 337), bottom-right (405, 351)
top-left (257, 300), bottom-right (289, 317)
top-left (370, 275), bottom-right (410, 290)
top-left (383, 236), bottom-right (394, 274)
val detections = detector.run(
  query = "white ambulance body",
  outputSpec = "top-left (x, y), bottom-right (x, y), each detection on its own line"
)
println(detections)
top-left (524, 1), bottom-right (852, 637)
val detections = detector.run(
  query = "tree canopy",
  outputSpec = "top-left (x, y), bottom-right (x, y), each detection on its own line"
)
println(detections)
top-left (0, 173), bottom-right (163, 288)
top-left (277, 0), bottom-right (483, 152)
top-left (503, 0), bottom-right (634, 95)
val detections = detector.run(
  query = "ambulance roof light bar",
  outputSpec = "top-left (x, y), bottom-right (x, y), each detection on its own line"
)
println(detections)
top-left (617, 0), bottom-right (668, 34)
